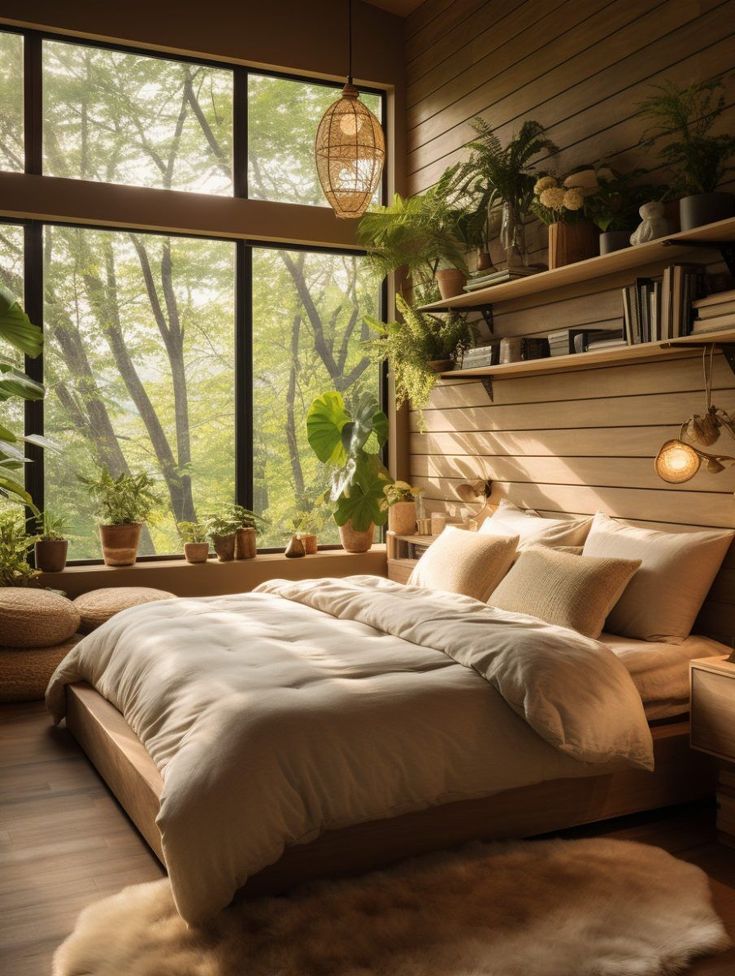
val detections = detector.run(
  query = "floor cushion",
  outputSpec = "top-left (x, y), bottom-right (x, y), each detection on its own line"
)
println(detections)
top-left (74, 587), bottom-right (176, 633)
top-left (0, 635), bottom-right (82, 702)
top-left (0, 588), bottom-right (80, 648)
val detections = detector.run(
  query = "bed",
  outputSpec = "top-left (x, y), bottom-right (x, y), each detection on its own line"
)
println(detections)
top-left (46, 573), bottom-right (726, 925)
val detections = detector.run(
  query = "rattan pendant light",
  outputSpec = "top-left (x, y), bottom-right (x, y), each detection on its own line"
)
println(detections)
top-left (315, 0), bottom-right (385, 219)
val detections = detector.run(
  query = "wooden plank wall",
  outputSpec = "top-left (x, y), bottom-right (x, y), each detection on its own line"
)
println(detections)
top-left (403, 0), bottom-right (735, 642)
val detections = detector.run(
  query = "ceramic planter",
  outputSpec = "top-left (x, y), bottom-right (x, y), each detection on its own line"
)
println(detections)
top-left (599, 230), bottom-right (631, 255)
top-left (300, 533), bottom-right (318, 555)
top-left (99, 523), bottom-right (141, 567)
top-left (388, 501), bottom-right (416, 536)
top-left (548, 221), bottom-right (597, 269)
top-left (34, 539), bottom-right (68, 573)
top-left (679, 192), bottom-right (735, 231)
top-left (183, 542), bottom-right (209, 564)
top-left (435, 268), bottom-right (466, 299)
top-left (338, 520), bottom-right (375, 553)
top-left (212, 532), bottom-right (236, 562)
top-left (235, 526), bottom-right (257, 560)
top-left (285, 534), bottom-right (306, 558)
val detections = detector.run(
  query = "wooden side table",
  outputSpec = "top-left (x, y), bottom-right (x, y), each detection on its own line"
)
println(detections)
top-left (690, 655), bottom-right (735, 846)
top-left (385, 532), bottom-right (433, 584)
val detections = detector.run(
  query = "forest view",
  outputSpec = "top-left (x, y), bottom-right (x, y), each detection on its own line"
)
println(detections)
top-left (0, 33), bottom-right (382, 557)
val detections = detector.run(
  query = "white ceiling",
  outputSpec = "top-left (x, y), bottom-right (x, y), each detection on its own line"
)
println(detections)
top-left (365, 0), bottom-right (425, 16)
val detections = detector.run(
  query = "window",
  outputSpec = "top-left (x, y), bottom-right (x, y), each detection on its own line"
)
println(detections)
top-left (43, 40), bottom-right (233, 194)
top-left (252, 247), bottom-right (381, 546)
top-left (0, 32), bottom-right (23, 172)
top-left (43, 227), bottom-right (236, 559)
top-left (248, 74), bottom-right (382, 206)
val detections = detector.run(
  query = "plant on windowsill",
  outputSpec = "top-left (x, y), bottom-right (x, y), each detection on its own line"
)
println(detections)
top-left (636, 75), bottom-right (735, 230)
top-left (0, 512), bottom-right (39, 587)
top-left (306, 390), bottom-right (391, 553)
top-left (34, 512), bottom-right (69, 573)
top-left (229, 505), bottom-right (266, 560)
top-left (291, 501), bottom-right (331, 555)
top-left (202, 510), bottom-right (242, 563)
top-left (177, 521), bottom-right (210, 564)
top-left (384, 480), bottom-right (423, 536)
top-left (80, 468), bottom-right (160, 567)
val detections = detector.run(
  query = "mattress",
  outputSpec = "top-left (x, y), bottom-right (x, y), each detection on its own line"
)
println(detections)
top-left (602, 632), bottom-right (730, 720)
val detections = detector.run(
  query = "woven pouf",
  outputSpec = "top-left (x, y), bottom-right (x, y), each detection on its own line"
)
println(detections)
top-left (0, 588), bottom-right (80, 648)
top-left (74, 587), bottom-right (176, 634)
top-left (0, 635), bottom-right (82, 702)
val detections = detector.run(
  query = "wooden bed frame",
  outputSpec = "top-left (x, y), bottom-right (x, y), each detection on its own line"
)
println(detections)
top-left (65, 681), bottom-right (716, 896)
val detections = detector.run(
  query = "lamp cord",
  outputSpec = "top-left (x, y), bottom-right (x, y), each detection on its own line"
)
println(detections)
top-left (347, 0), bottom-right (353, 85)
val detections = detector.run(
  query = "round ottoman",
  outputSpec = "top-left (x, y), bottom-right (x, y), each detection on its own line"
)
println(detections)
top-left (0, 635), bottom-right (82, 702)
top-left (74, 587), bottom-right (176, 633)
top-left (0, 588), bottom-right (80, 648)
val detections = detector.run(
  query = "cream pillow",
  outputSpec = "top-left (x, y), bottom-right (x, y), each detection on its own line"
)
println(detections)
top-left (408, 527), bottom-right (518, 601)
top-left (479, 499), bottom-right (592, 549)
top-left (582, 512), bottom-right (734, 642)
top-left (488, 547), bottom-right (641, 639)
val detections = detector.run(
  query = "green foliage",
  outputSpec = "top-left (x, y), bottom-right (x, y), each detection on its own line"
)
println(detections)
top-left (36, 511), bottom-right (67, 541)
top-left (80, 468), bottom-right (160, 525)
top-left (584, 169), bottom-right (658, 232)
top-left (306, 391), bottom-right (391, 532)
top-left (202, 510), bottom-right (241, 540)
top-left (0, 511), bottom-right (38, 587)
top-left (177, 520), bottom-right (208, 544)
top-left (291, 499), bottom-right (331, 536)
top-left (636, 77), bottom-right (735, 195)
top-left (383, 480), bottom-right (423, 506)
top-left (229, 504), bottom-right (266, 532)
top-left (365, 295), bottom-right (472, 415)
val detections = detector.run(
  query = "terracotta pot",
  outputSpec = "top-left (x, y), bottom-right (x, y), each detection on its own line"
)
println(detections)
top-left (235, 526), bottom-right (257, 560)
top-left (679, 192), bottom-right (735, 231)
top-left (300, 533), bottom-right (318, 555)
top-left (599, 230), bottom-right (631, 255)
top-left (212, 533), bottom-right (236, 562)
top-left (34, 539), bottom-right (68, 573)
top-left (285, 534), bottom-right (306, 558)
top-left (184, 542), bottom-right (209, 564)
top-left (99, 523), bottom-right (141, 567)
top-left (547, 221), bottom-right (597, 269)
top-left (435, 268), bottom-right (467, 299)
top-left (338, 521), bottom-right (375, 553)
top-left (388, 501), bottom-right (416, 536)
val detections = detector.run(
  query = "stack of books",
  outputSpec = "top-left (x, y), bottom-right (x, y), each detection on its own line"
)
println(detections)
top-left (690, 289), bottom-right (735, 334)
top-left (458, 342), bottom-right (500, 369)
top-left (622, 264), bottom-right (704, 344)
top-left (463, 265), bottom-right (540, 292)
top-left (547, 328), bottom-right (626, 357)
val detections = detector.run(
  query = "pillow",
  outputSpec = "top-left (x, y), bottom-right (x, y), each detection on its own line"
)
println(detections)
top-left (408, 526), bottom-right (518, 601)
top-left (488, 547), bottom-right (641, 639)
top-left (582, 513), bottom-right (734, 642)
top-left (0, 588), bottom-right (80, 648)
top-left (479, 499), bottom-right (592, 549)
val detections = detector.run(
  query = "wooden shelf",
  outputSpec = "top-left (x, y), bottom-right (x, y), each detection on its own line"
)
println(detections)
top-left (420, 216), bottom-right (735, 314)
top-left (442, 328), bottom-right (735, 381)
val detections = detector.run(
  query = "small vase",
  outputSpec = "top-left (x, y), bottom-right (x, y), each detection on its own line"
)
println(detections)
top-left (184, 542), bottom-right (209, 564)
top-left (300, 533), bottom-right (318, 555)
top-left (547, 221), bottom-right (597, 269)
top-left (34, 539), bottom-right (68, 573)
top-left (235, 526), bottom-right (257, 559)
top-left (599, 230), bottom-right (631, 255)
top-left (285, 534), bottom-right (306, 558)
top-left (679, 192), bottom-right (735, 231)
top-left (212, 533), bottom-right (236, 562)
top-left (338, 521), bottom-right (375, 553)
top-left (388, 501), bottom-right (416, 535)
top-left (435, 268), bottom-right (466, 299)
top-left (500, 201), bottom-right (528, 268)
top-left (99, 523), bottom-right (141, 567)
top-left (476, 250), bottom-right (493, 272)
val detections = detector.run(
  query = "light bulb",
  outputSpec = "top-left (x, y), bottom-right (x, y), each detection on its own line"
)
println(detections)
top-left (654, 439), bottom-right (701, 484)
top-left (339, 111), bottom-right (364, 137)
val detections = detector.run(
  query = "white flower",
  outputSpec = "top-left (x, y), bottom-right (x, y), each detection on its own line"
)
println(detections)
top-left (534, 175), bottom-right (557, 195)
top-left (539, 186), bottom-right (566, 210)
top-left (563, 188), bottom-right (585, 211)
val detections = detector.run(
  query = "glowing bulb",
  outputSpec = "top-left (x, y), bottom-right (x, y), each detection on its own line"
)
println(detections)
top-left (654, 439), bottom-right (701, 484)
top-left (339, 111), bottom-right (364, 137)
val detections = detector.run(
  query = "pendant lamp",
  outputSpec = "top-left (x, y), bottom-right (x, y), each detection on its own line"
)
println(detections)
top-left (315, 0), bottom-right (385, 219)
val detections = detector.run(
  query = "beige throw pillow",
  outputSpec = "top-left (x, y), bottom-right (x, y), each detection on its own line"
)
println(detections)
top-left (582, 512), bottom-right (734, 642)
top-left (408, 527), bottom-right (518, 601)
top-left (488, 547), bottom-right (641, 639)
top-left (479, 499), bottom-right (592, 549)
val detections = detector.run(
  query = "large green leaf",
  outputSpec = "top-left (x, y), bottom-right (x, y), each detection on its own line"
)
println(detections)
top-left (0, 367), bottom-right (44, 401)
top-left (0, 286), bottom-right (43, 358)
top-left (306, 391), bottom-right (351, 465)
top-left (0, 471), bottom-right (37, 513)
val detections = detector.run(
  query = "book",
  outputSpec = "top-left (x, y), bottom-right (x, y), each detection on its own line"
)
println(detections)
top-left (692, 288), bottom-right (735, 309)
top-left (691, 313), bottom-right (735, 333)
top-left (697, 300), bottom-right (735, 319)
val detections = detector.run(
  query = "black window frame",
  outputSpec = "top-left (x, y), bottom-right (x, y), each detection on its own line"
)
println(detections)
top-left (0, 26), bottom-right (388, 562)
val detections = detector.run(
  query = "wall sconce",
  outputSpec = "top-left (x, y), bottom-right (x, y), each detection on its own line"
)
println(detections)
top-left (456, 478), bottom-right (494, 529)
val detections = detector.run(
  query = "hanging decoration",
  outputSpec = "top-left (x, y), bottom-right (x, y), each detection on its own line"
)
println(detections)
top-left (315, 0), bottom-right (385, 219)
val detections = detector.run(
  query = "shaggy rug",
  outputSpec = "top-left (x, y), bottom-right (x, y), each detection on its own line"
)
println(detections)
top-left (53, 837), bottom-right (730, 976)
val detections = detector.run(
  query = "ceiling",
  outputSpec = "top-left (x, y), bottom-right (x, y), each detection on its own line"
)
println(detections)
top-left (365, 0), bottom-right (425, 15)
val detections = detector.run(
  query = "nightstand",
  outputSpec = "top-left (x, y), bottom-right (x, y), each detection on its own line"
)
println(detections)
top-left (690, 655), bottom-right (735, 846)
top-left (385, 531), bottom-right (433, 584)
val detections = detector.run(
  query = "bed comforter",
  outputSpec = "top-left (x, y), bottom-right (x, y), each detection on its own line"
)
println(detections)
top-left (46, 575), bottom-right (653, 924)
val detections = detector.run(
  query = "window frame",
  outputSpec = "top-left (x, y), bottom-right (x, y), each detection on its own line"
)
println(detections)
top-left (0, 26), bottom-right (388, 563)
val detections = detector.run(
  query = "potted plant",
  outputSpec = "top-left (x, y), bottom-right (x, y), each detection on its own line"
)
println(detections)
top-left (0, 512), bottom-right (39, 586)
top-left (34, 512), bottom-right (68, 573)
top-left (228, 505), bottom-right (265, 560)
top-left (365, 294), bottom-right (472, 420)
top-left (458, 117), bottom-right (558, 267)
top-left (584, 168), bottom-right (658, 254)
top-left (177, 521), bottom-right (210, 564)
top-left (636, 77), bottom-right (735, 230)
top-left (384, 481), bottom-right (423, 535)
top-left (530, 173), bottom-right (597, 268)
top-left (203, 510), bottom-right (241, 562)
top-left (80, 468), bottom-right (159, 567)
top-left (306, 390), bottom-right (391, 553)
top-left (292, 501), bottom-right (330, 555)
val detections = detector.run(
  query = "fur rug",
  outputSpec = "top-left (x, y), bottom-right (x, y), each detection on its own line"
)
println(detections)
top-left (53, 837), bottom-right (729, 976)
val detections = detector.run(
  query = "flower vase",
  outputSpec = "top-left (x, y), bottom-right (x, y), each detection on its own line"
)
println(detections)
top-left (547, 221), bottom-right (597, 269)
top-left (500, 202), bottom-right (528, 268)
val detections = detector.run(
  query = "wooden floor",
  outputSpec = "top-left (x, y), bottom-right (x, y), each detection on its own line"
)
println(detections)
top-left (2, 702), bottom-right (735, 976)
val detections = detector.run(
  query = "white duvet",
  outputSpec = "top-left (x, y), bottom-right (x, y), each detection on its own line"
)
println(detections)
top-left (46, 576), bottom-right (653, 924)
